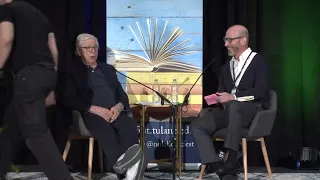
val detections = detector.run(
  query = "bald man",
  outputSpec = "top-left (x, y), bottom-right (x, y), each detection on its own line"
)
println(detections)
top-left (191, 25), bottom-right (270, 176)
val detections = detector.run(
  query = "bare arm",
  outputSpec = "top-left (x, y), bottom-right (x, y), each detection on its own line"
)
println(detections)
top-left (48, 32), bottom-right (58, 70)
top-left (0, 22), bottom-right (14, 69)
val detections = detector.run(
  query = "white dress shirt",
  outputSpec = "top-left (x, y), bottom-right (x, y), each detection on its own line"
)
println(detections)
top-left (229, 47), bottom-right (257, 97)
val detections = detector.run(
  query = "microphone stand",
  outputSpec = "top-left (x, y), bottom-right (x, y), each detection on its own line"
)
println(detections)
top-left (182, 58), bottom-right (215, 106)
top-left (115, 70), bottom-right (178, 180)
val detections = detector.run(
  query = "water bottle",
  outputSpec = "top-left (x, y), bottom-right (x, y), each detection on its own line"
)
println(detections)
top-left (171, 78), bottom-right (178, 104)
top-left (152, 79), bottom-right (160, 103)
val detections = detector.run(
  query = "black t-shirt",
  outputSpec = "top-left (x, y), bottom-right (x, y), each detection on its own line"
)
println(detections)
top-left (0, 1), bottom-right (54, 74)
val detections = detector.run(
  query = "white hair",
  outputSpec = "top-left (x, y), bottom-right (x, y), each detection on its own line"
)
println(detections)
top-left (75, 33), bottom-right (99, 49)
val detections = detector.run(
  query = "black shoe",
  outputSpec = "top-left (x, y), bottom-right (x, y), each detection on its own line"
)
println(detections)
top-left (216, 162), bottom-right (240, 175)
top-left (65, 175), bottom-right (74, 180)
top-left (116, 173), bottom-right (126, 180)
top-left (218, 173), bottom-right (238, 180)
top-left (204, 161), bottom-right (223, 174)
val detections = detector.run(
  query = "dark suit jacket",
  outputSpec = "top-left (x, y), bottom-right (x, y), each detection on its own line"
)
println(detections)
top-left (62, 58), bottom-right (130, 116)
top-left (218, 54), bottom-right (270, 109)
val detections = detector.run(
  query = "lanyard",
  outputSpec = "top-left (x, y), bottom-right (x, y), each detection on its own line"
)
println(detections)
top-left (232, 51), bottom-right (253, 88)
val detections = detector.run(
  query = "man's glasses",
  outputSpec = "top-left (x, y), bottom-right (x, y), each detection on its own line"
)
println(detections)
top-left (81, 46), bottom-right (99, 52)
top-left (223, 36), bottom-right (243, 43)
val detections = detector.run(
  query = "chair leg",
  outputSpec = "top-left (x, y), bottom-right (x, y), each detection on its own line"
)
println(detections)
top-left (88, 137), bottom-right (95, 180)
top-left (199, 164), bottom-right (206, 180)
top-left (260, 138), bottom-right (272, 179)
top-left (62, 136), bottom-right (72, 161)
top-left (242, 138), bottom-right (248, 180)
top-left (98, 144), bottom-right (104, 172)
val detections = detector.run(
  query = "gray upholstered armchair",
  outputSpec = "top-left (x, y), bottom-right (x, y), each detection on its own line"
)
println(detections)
top-left (62, 110), bottom-right (134, 180)
top-left (199, 90), bottom-right (277, 180)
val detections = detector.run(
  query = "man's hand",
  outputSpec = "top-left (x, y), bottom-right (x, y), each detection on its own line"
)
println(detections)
top-left (45, 91), bottom-right (56, 107)
top-left (89, 105), bottom-right (113, 122)
top-left (99, 108), bottom-right (113, 122)
top-left (109, 103), bottom-right (124, 122)
top-left (0, 22), bottom-right (14, 69)
top-left (216, 92), bottom-right (235, 103)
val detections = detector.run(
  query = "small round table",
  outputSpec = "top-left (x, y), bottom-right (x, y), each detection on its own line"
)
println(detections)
top-left (134, 102), bottom-right (183, 175)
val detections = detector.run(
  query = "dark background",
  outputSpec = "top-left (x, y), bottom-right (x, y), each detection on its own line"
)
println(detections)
top-left (1, 0), bottom-right (320, 172)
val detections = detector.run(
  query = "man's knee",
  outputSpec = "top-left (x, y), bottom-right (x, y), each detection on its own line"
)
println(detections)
top-left (224, 100), bottom-right (240, 111)
top-left (190, 116), bottom-right (206, 134)
top-left (190, 118), bottom-right (199, 132)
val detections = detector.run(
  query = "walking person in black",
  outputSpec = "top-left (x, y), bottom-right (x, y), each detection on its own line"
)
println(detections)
top-left (0, 0), bottom-right (73, 179)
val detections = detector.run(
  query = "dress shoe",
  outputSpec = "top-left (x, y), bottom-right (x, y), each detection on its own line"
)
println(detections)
top-left (116, 173), bottom-right (126, 180)
top-left (204, 161), bottom-right (223, 174)
top-left (65, 175), bottom-right (74, 180)
top-left (218, 174), bottom-right (238, 180)
top-left (216, 162), bottom-right (240, 175)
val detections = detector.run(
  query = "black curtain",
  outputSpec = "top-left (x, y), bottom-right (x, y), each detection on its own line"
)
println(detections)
top-left (204, 0), bottom-right (320, 167)
top-left (10, 0), bottom-right (106, 171)
top-left (203, 0), bottom-right (263, 102)
top-left (203, 0), bottom-right (277, 166)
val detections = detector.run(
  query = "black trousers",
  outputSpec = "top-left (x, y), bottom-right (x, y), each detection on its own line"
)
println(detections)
top-left (191, 100), bottom-right (261, 164)
top-left (84, 112), bottom-right (139, 171)
top-left (0, 65), bottom-right (70, 180)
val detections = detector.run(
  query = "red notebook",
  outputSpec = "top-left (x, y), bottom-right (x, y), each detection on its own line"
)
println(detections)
top-left (204, 94), bottom-right (219, 105)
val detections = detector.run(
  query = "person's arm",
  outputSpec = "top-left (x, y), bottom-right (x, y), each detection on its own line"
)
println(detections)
top-left (0, 22), bottom-right (14, 70)
top-left (62, 70), bottom-right (112, 119)
top-left (62, 73), bottom-right (92, 114)
top-left (48, 32), bottom-right (58, 70)
top-left (0, 6), bottom-right (14, 70)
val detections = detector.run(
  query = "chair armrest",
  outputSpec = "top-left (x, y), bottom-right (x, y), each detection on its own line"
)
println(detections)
top-left (248, 109), bottom-right (276, 137)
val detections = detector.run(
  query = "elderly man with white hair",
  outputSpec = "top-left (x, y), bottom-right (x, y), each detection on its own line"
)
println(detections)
top-left (62, 33), bottom-right (146, 180)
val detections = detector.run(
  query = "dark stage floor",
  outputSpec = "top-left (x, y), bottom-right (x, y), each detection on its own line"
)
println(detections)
top-left (4, 166), bottom-right (320, 180)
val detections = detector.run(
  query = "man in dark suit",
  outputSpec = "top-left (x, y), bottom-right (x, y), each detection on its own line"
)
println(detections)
top-left (63, 33), bottom-right (146, 179)
top-left (191, 25), bottom-right (270, 177)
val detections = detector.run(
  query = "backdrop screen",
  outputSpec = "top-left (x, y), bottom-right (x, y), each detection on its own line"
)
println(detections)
top-left (106, 0), bottom-right (203, 163)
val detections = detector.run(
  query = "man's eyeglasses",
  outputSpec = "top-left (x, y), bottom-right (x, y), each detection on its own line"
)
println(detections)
top-left (81, 46), bottom-right (99, 52)
top-left (223, 36), bottom-right (243, 43)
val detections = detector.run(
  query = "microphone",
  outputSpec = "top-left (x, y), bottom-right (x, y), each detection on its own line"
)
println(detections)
top-left (179, 77), bottom-right (190, 87)
top-left (114, 69), bottom-right (173, 106)
top-left (182, 58), bottom-right (215, 105)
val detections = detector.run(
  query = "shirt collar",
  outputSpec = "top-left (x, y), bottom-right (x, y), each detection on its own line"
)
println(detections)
top-left (231, 47), bottom-right (252, 62)
top-left (86, 62), bottom-right (100, 69)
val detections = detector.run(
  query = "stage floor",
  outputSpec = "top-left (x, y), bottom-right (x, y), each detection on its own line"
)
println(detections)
top-left (5, 167), bottom-right (320, 180)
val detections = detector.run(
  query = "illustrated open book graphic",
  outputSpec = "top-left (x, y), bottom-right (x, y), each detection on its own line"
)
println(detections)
top-left (107, 19), bottom-right (201, 72)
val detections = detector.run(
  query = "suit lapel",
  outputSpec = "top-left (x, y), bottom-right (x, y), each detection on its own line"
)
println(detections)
top-left (99, 64), bottom-right (115, 93)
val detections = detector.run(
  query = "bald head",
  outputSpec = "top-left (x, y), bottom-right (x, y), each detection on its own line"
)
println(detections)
top-left (0, 0), bottom-right (13, 5)
top-left (224, 25), bottom-right (250, 59)
top-left (227, 25), bottom-right (249, 43)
